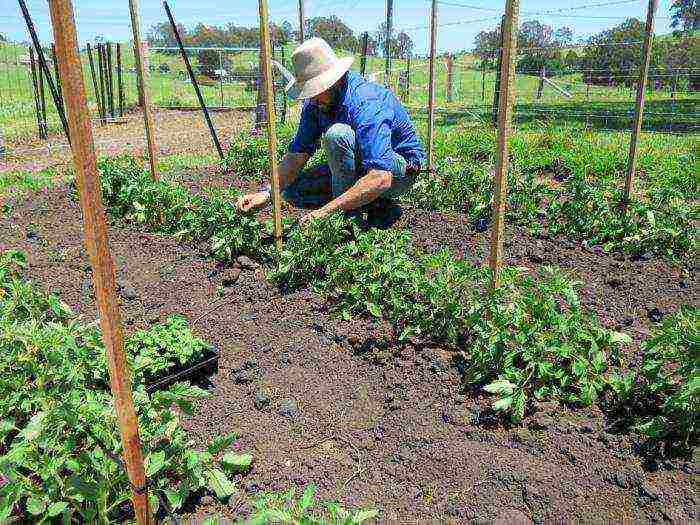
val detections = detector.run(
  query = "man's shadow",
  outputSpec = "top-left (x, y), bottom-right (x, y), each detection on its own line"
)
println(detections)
top-left (284, 165), bottom-right (403, 230)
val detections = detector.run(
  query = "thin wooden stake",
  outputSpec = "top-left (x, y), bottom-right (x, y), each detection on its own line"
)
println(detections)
top-left (492, 15), bottom-right (506, 126)
top-left (488, 0), bottom-right (520, 290)
top-left (446, 54), bottom-right (454, 103)
top-left (87, 43), bottom-right (105, 123)
top-left (624, 0), bottom-right (657, 205)
top-left (427, 0), bottom-right (438, 172)
top-left (360, 32), bottom-right (369, 77)
top-left (37, 48), bottom-right (48, 137)
top-left (258, 0), bottom-right (283, 253)
top-left (107, 42), bottom-right (115, 118)
top-left (47, 2), bottom-right (151, 524)
top-left (405, 54), bottom-right (411, 103)
top-left (128, 0), bottom-right (159, 180)
top-left (51, 43), bottom-right (65, 113)
top-left (97, 43), bottom-right (107, 124)
top-left (28, 46), bottom-right (45, 140)
top-left (298, 0), bottom-right (306, 43)
top-left (385, 0), bottom-right (393, 86)
top-left (537, 65), bottom-right (545, 99)
top-left (116, 43), bottom-right (124, 117)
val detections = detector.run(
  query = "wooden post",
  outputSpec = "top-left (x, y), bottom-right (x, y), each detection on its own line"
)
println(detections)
top-left (97, 44), bottom-right (107, 123)
top-left (488, 0), bottom-right (520, 290)
top-left (405, 54), bottom-right (411, 103)
top-left (537, 65), bottom-right (545, 99)
top-left (28, 46), bottom-right (45, 140)
top-left (258, 0), bottom-right (283, 253)
top-left (623, 0), bottom-right (657, 205)
top-left (87, 43), bottom-right (105, 123)
top-left (51, 43), bottom-right (65, 113)
top-left (128, 0), bottom-right (159, 180)
top-left (385, 0), bottom-right (393, 86)
top-left (427, 0), bottom-right (438, 172)
top-left (492, 15), bottom-right (506, 126)
top-left (46, 2), bottom-right (151, 525)
top-left (446, 54), bottom-right (454, 103)
top-left (280, 45), bottom-right (287, 125)
top-left (481, 59), bottom-right (486, 101)
top-left (360, 32), bottom-right (369, 77)
top-left (106, 42), bottom-right (115, 118)
top-left (218, 50), bottom-right (224, 107)
top-left (298, 0), bottom-right (306, 43)
top-left (116, 43), bottom-right (124, 117)
top-left (37, 50), bottom-right (47, 137)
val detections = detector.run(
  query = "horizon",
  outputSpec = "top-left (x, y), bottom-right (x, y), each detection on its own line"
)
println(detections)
top-left (0, 0), bottom-right (681, 54)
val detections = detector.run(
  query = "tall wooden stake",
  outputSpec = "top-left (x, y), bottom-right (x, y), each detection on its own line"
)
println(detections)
top-left (298, 0), bottom-right (306, 43)
top-left (385, 0), bottom-right (393, 85)
top-left (537, 65), bottom-right (545, 99)
top-left (405, 54), bottom-right (411, 103)
top-left (427, 0), bottom-right (438, 171)
top-left (97, 44), bottom-right (107, 124)
top-left (128, 0), bottom-right (159, 180)
top-left (488, 0), bottom-right (520, 290)
top-left (106, 42), bottom-right (115, 118)
top-left (87, 43), bottom-right (105, 123)
top-left (624, 0), bottom-right (657, 205)
top-left (28, 47), bottom-right (45, 139)
top-left (446, 54), bottom-right (454, 103)
top-left (37, 49), bottom-right (47, 136)
top-left (51, 43), bottom-right (65, 113)
top-left (116, 43), bottom-right (124, 117)
top-left (258, 0), bottom-right (283, 253)
top-left (47, 2), bottom-right (151, 524)
top-left (360, 32), bottom-right (369, 77)
top-left (492, 15), bottom-right (506, 125)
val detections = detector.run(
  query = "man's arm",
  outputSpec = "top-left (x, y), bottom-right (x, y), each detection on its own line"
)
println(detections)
top-left (302, 169), bottom-right (391, 221)
top-left (236, 152), bottom-right (309, 211)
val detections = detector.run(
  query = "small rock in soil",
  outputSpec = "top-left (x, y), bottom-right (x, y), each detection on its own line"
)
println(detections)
top-left (647, 307), bottom-right (664, 323)
top-left (237, 255), bottom-right (258, 270)
top-left (529, 413), bottom-right (555, 430)
top-left (244, 481), bottom-right (261, 495)
top-left (122, 286), bottom-right (138, 301)
top-left (579, 422), bottom-right (595, 434)
top-left (254, 390), bottom-right (270, 410)
top-left (493, 509), bottom-right (532, 525)
top-left (26, 230), bottom-right (39, 242)
top-left (278, 399), bottom-right (298, 418)
top-left (430, 358), bottom-right (447, 374)
top-left (278, 352), bottom-right (291, 366)
top-left (679, 280), bottom-right (688, 289)
top-left (473, 217), bottom-right (489, 232)
top-left (221, 267), bottom-right (242, 287)
top-left (608, 471), bottom-right (629, 488)
top-left (233, 371), bottom-right (254, 384)
top-left (200, 495), bottom-right (215, 506)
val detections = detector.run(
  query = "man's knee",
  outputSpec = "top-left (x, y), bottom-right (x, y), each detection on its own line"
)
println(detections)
top-left (324, 123), bottom-right (355, 153)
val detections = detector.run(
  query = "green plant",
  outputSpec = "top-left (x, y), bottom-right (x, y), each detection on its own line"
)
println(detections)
top-left (248, 484), bottom-right (378, 525)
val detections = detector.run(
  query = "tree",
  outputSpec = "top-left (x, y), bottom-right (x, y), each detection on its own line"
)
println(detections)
top-left (670, 0), bottom-right (700, 31)
top-left (306, 16), bottom-right (357, 51)
top-left (0, 34), bottom-right (6, 43)
top-left (197, 49), bottom-right (219, 78)
top-left (473, 27), bottom-right (501, 64)
top-left (395, 31), bottom-right (414, 59)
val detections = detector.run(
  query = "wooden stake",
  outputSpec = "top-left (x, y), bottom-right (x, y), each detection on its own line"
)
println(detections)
top-left (87, 43), bottom-right (105, 123)
top-left (97, 43), bottom-right (107, 124)
top-left (360, 32), bottom-right (369, 77)
top-left (427, 0), bottom-right (438, 172)
top-left (258, 0), bottom-right (283, 253)
top-left (46, 2), bottom-right (151, 524)
top-left (492, 15), bottom-right (506, 126)
top-left (405, 54), bottom-right (411, 103)
top-left (107, 42), bottom-right (115, 118)
top-left (51, 43), bottom-right (65, 113)
top-left (488, 0), bottom-right (520, 290)
top-left (116, 43), bottom-right (124, 117)
top-left (128, 0), bottom-right (159, 180)
top-left (37, 48), bottom-right (48, 137)
top-left (446, 54), bottom-right (454, 103)
top-left (537, 65), bottom-right (545, 99)
top-left (385, 0), bottom-right (393, 86)
top-left (624, 0), bottom-right (657, 205)
top-left (298, 0), bottom-right (306, 43)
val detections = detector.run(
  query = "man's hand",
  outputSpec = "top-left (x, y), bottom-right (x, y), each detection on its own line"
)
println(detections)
top-left (236, 191), bottom-right (270, 212)
top-left (299, 207), bottom-right (329, 226)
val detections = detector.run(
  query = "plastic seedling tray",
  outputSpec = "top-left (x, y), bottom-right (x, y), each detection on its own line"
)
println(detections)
top-left (145, 346), bottom-right (220, 393)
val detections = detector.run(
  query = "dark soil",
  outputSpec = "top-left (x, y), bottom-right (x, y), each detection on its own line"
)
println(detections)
top-left (2, 180), bottom-right (698, 523)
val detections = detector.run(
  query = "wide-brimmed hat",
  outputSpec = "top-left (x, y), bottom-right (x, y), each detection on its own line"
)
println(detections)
top-left (286, 37), bottom-right (354, 101)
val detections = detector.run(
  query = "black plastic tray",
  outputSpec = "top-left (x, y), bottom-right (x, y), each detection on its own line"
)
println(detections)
top-left (144, 346), bottom-right (220, 393)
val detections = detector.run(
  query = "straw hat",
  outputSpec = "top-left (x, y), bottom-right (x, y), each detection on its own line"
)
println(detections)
top-left (286, 37), bottom-right (354, 101)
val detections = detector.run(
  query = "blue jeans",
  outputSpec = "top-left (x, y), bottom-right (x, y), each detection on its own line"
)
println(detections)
top-left (324, 123), bottom-right (416, 199)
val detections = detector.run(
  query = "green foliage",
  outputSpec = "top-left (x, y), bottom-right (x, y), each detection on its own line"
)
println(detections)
top-left (222, 126), bottom-right (295, 178)
top-left (609, 306), bottom-right (699, 450)
top-left (248, 484), bottom-right (378, 525)
top-left (0, 251), bottom-right (243, 522)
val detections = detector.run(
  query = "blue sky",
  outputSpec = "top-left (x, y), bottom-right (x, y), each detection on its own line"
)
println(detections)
top-left (0, 0), bottom-right (677, 53)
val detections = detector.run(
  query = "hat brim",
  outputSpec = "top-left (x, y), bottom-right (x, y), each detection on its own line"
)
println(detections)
top-left (286, 56), bottom-right (354, 101)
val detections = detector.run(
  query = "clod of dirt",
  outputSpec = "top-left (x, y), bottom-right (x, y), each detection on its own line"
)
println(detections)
top-left (221, 267), bottom-right (242, 287)
top-left (638, 481), bottom-right (661, 501)
top-left (493, 508), bottom-right (533, 524)
top-left (647, 307), bottom-right (664, 323)
top-left (608, 471), bottom-right (629, 488)
top-left (237, 255), bottom-right (259, 270)
top-left (254, 390), bottom-right (270, 410)
top-left (278, 352), bottom-right (291, 366)
top-left (278, 399), bottom-right (298, 418)
top-left (26, 230), bottom-right (39, 242)
top-left (122, 286), bottom-right (138, 301)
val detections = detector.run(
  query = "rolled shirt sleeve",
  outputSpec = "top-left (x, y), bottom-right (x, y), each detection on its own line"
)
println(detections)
top-left (350, 101), bottom-right (394, 174)
top-left (289, 102), bottom-right (322, 156)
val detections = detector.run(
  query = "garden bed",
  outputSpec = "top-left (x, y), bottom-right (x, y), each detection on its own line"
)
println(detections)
top-left (2, 176), bottom-right (696, 522)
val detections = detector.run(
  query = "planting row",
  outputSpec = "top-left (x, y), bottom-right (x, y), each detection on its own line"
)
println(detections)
top-left (0, 250), bottom-right (375, 523)
top-left (221, 123), bottom-right (697, 261)
top-left (96, 156), bottom-right (698, 451)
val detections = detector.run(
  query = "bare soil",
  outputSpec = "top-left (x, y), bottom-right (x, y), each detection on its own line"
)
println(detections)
top-left (2, 178), bottom-right (697, 523)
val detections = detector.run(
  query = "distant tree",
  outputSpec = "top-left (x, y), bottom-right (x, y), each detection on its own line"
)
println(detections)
top-left (670, 0), bottom-right (699, 31)
top-left (473, 27), bottom-right (501, 64)
top-left (306, 16), bottom-right (357, 51)
top-left (0, 33), bottom-right (7, 43)
top-left (375, 23), bottom-right (414, 59)
top-left (395, 31), bottom-right (414, 58)
top-left (197, 49), bottom-right (219, 78)
top-left (147, 21), bottom-right (186, 49)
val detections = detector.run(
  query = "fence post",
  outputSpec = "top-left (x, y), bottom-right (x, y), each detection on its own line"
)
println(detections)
top-left (623, 0), bottom-right (657, 206)
top-left (427, 0), bottom-right (438, 172)
top-left (258, 0), bottom-right (284, 253)
top-left (37, 48), bottom-right (47, 136)
top-left (28, 46), bottom-right (45, 140)
top-left (97, 44), bottom-right (107, 123)
top-left (385, 0), bottom-right (393, 86)
top-left (51, 43), bottom-right (65, 113)
top-left (87, 43), bottom-right (104, 123)
top-left (481, 59), bottom-right (486, 101)
top-left (537, 65), bottom-right (545, 99)
top-left (446, 54), bottom-right (454, 103)
top-left (47, 2), bottom-right (151, 524)
top-left (492, 15), bottom-right (506, 126)
top-left (405, 54), bottom-right (411, 103)
top-left (488, 0), bottom-right (520, 291)
top-left (255, 50), bottom-right (266, 130)
top-left (298, 0), bottom-right (305, 43)
top-left (107, 42), bottom-right (115, 118)
top-left (280, 45), bottom-right (287, 125)
top-left (360, 32), bottom-right (369, 77)
top-left (116, 43), bottom-right (124, 117)
top-left (128, 0), bottom-right (159, 180)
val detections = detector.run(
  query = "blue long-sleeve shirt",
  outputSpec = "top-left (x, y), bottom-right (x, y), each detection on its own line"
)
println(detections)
top-left (289, 71), bottom-right (426, 173)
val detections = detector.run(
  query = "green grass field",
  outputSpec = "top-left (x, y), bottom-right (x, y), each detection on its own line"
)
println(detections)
top-left (1, 40), bottom-right (698, 140)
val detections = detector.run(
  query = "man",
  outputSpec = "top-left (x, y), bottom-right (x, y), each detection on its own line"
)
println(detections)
top-left (236, 37), bottom-right (426, 224)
